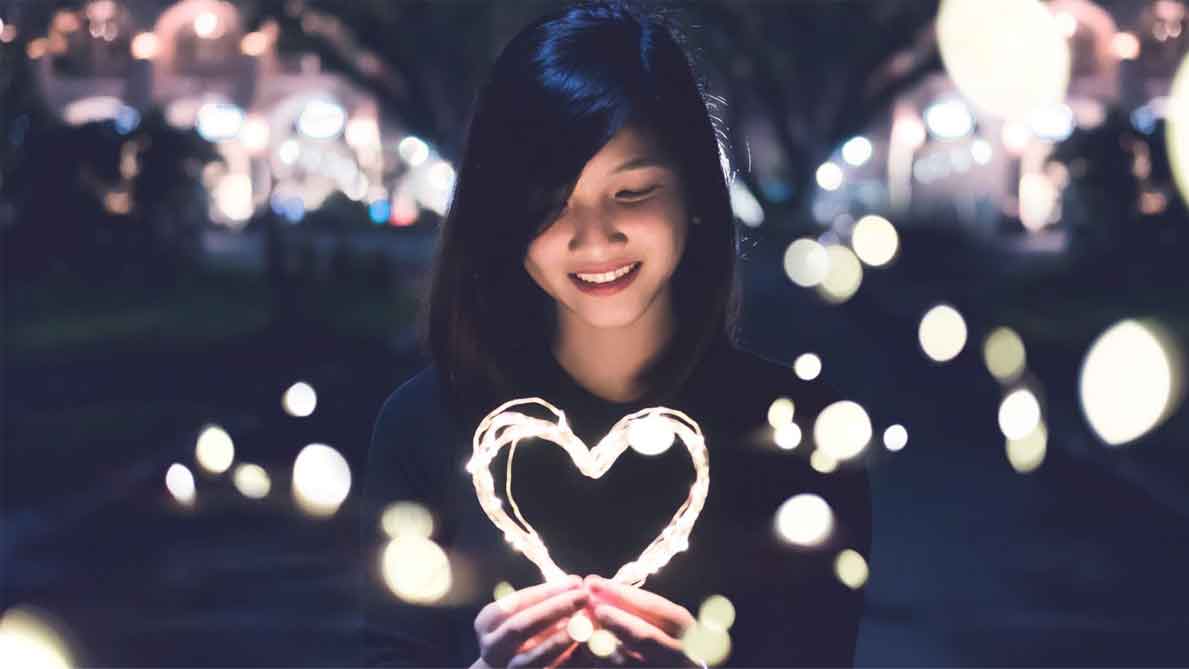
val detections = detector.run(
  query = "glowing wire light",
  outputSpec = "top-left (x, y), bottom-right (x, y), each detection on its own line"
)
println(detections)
top-left (467, 398), bottom-right (708, 588)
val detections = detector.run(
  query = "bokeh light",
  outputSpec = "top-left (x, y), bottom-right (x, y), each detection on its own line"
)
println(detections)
top-left (587, 629), bottom-right (618, 657)
top-left (681, 621), bottom-right (732, 667)
top-left (195, 425), bottom-right (235, 475)
top-left (998, 388), bottom-right (1042, 440)
top-left (834, 549), bottom-right (869, 590)
top-left (813, 400), bottom-right (872, 460)
top-left (1080, 320), bottom-right (1184, 446)
top-left (567, 611), bottom-right (594, 643)
top-left (492, 581), bottom-right (515, 603)
top-left (984, 327), bottom-right (1027, 382)
top-left (232, 463), bottom-right (271, 499)
top-left (919, 304), bottom-right (968, 363)
top-left (130, 32), bottom-right (158, 60)
top-left (794, 353), bottom-right (822, 381)
top-left (774, 493), bottom-right (834, 546)
top-left (883, 424), bottom-right (908, 451)
top-left (810, 449), bottom-right (839, 474)
top-left (398, 136), bottom-right (429, 167)
top-left (165, 463), bottom-right (195, 506)
top-left (1167, 51), bottom-right (1189, 208)
top-left (767, 397), bottom-right (795, 428)
top-left (698, 595), bottom-right (736, 632)
top-left (783, 239), bottom-right (830, 287)
top-left (1006, 422), bottom-right (1047, 474)
top-left (381, 536), bottom-right (452, 604)
top-left (850, 215), bottom-right (899, 267)
top-left (0, 607), bottom-right (74, 669)
top-left (816, 162), bottom-right (844, 191)
top-left (841, 136), bottom-right (873, 167)
top-left (774, 422), bottom-right (803, 450)
top-left (627, 415), bottom-right (676, 456)
top-left (381, 501), bottom-right (435, 540)
top-left (816, 245), bottom-right (863, 304)
top-left (937, 0), bottom-right (1071, 121)
top-left (282, 381), bottom-right (317, 417)
top-left (292, 444), bottom-right (352, 517)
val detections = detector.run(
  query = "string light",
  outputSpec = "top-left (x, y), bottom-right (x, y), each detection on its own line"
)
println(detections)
top-left (467, 397), bottom-right (709, 588)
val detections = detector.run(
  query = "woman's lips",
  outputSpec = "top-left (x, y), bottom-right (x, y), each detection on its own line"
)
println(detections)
top-left (568, 261), bottom-right (642, 296)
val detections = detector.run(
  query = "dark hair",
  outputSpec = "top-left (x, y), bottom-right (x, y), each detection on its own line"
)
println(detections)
top-left (418, 0), bottom-right (741, 418)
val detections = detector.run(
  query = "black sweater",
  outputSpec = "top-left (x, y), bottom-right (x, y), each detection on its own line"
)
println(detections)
top-left (359, 336), bottom-right (871, 666)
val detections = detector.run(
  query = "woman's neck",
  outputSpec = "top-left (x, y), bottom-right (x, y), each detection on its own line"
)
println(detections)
top-left (551, 292), bottom-right (675, 404)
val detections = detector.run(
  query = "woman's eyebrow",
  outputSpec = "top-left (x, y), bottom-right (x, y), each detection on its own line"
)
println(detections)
top-left (610, 155), bottom-right (673, 174)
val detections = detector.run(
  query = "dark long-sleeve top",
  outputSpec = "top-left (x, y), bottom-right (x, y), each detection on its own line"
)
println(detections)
top-left (359, 335), bottom-right (872, 667)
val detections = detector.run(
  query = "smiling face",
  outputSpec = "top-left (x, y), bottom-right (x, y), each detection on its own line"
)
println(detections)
top-left (523, 124), bottom-right (689, 336)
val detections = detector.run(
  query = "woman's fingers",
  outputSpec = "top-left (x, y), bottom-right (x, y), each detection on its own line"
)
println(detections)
top-left (586, 576), bottom-right (693, 638)
top-left (508, 627), bottom-right (577, 669)
top-left (476, 575), bottom-right (581, 633)
top-left (486, 588), bottom-right (589, 661)
top-left (594, 603), bottom-right (684, 661)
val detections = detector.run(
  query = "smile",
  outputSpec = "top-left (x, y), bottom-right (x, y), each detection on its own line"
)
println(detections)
top-left (569, 261), bottom-right (642, 295)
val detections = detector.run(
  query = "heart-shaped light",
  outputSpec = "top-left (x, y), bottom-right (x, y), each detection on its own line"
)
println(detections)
top-left (466, 397), bottom-right (709, 588)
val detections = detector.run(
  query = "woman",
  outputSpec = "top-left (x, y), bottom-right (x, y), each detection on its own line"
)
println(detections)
top-left (359, 1), bottom-right (871, 666)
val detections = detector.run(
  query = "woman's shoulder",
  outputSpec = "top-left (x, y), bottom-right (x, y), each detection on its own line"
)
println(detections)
top-left (370, 362), bottom-right (453, 453)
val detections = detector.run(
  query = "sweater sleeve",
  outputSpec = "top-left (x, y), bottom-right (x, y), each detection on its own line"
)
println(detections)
top-left (358, 368), bottom-right (465, 667)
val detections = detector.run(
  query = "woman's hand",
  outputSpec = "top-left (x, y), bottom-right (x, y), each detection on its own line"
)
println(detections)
top-left (583, 575), bottom-right (701, 667)
top-left (472, 575), bottom-right (589, 668)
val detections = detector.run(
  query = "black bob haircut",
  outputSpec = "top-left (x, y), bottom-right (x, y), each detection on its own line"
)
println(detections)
top-left (418, 0), bottom-right (741, 419)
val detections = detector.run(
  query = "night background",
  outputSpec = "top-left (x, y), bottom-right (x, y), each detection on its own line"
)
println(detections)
top-left (2, 0), bottom-right (1188, 666)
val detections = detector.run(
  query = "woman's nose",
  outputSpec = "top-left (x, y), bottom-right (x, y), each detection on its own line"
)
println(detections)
top-left (567, 210), bottom-right (626, 251)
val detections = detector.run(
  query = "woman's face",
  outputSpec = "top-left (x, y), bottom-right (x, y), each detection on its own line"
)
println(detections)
top-left (524, 124), bottom-right (689, 332)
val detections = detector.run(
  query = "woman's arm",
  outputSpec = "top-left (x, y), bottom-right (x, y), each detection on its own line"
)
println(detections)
top-left (358, 371), bottom-right (459, 666)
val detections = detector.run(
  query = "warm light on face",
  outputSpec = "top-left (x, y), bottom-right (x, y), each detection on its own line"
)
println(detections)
top-left (523, 125), bottom-right (687, 333)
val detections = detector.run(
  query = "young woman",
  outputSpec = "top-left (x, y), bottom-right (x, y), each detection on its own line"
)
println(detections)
top-left (359, 2), bottom-right (872, 666)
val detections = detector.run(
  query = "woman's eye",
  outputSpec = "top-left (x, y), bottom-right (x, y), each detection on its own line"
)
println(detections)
top-left (617, 185), bottom-right (659, 200)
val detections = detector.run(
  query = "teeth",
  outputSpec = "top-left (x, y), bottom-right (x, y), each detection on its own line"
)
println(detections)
top-left (576, 262), bottom-right (637, 284)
